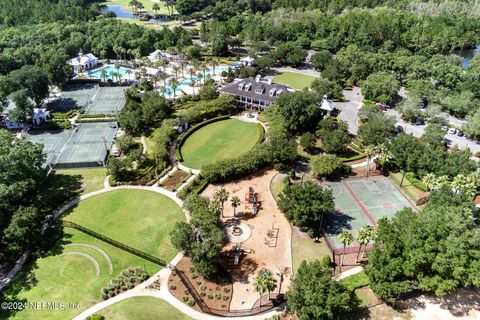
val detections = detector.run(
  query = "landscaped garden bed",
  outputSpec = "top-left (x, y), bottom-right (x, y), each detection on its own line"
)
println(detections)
top-left (168, 256), bottom-right (233, 311)
top-left (160, 169), bottom-right (191, 191)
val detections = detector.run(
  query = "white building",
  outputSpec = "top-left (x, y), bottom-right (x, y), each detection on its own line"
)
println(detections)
top-left (240, 56), bottom-right (255, 67)
top-left (1, 102), bottom-right (50, 129)
top-left (320, 95), bottom-right (335, 115)
top-left (148, 50), bottom-right (175, 62)
top-left (68, 53), bottom-right (99, 72)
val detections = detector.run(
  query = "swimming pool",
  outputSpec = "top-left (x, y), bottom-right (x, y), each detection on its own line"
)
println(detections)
top-left (88, 66), bottom-right (130, 81)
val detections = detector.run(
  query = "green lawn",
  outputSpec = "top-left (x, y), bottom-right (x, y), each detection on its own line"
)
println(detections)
top-left (389, 172), bottom-right (425, 203)
top-left (180, 119), bottom-right (263, 169)
top-left (99, 0), bottom-right (175, 15)
top-left (0, 229), bottom-right (160, 320)
top-left (292, 228), bottom-right (331, 274)
top-left (273, 72), bottom-right (318, 90)
top-left (62, 189), bottom-right (184, 260)
top-left (54, 168), bottom-right (106, 195)
top-left (99, 297), bottom-right (191, 320)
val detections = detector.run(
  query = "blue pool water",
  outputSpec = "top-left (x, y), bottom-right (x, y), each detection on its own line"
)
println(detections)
top-left (100, 4), bottom-right (170, 23)
top-left (88, 66), bottom-right (129, 81)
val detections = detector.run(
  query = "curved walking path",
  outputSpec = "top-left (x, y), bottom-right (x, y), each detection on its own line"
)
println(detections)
top-left (65, 243), bottom-right (113, 275)
top-left (60, 252), bottom-right (101, 277)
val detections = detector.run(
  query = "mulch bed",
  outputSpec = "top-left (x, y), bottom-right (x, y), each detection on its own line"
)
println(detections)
top-left (168, 256), bottom-right (233, 311)
top-left (160, 170), bottom-right (190, 191)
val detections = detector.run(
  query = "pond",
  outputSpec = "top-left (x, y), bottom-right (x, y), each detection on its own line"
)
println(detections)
top-left (100, 4), bottom-right (170, 23)
top-left (457, 45), bottom-right (480, 69)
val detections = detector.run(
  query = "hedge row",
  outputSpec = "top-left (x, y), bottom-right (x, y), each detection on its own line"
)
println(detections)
top-left (405, 172), bottom-right (428, 192)
top-left (76, 118), bottom-right (116, 123)
top-left (78, 113), bottom-right (115, 119)
top-left (255, 123), bottom-right (265, 144)
top-left (341, 153), bottom-right (366, 163)
top-left (176, 115), bottom-right (231, 162)
top-left (177, 175), bottom-right (210, 200)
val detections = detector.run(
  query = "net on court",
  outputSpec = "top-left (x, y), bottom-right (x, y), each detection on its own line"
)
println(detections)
top-left (55, 122), bottom-right (118, 167)
top-left (86, 87), bottom-right (126, 115)
top-left (323, 176), bottom-right (417, 250)
top-left (49, 83), bottom-right (99, 111)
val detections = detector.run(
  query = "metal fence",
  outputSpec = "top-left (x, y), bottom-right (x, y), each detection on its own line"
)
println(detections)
top-left (176, 269), bottom-right (284, 317)
top-left (61, 220), bottom-right (167, 267)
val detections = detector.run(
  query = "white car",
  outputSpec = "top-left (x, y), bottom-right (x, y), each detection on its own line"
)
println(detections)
top-left (448, 128), bottom-right (457, 135)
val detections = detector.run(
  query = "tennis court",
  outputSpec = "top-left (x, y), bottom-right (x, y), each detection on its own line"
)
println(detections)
top-left (86, 87), bottom-right (126, 115)
top-left (323, 176), bottom-right (417, 250)
top-left (26, 130), bottom-right (70, 165)
top-left (49, 83), bottom-right (98, 111)
top-left (26, 123), bottom-right (118, 168)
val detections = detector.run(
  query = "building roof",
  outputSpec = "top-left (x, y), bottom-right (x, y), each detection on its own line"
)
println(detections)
top-left (320, 95), bottom-right (334, 112)
top-left (475, 195), bottom-right (480, 208)
top-left (68, 53), bottom-right (98, 66)
top-left (240, 56), bottom-right (255, 62)
top-left (220, 77), bottom-right (290, 103)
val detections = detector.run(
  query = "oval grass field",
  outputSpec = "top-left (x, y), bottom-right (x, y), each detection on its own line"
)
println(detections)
top-left (180, 119), bottom-right (263, 169)
top-left (62, 189), bottom-right (184, 261)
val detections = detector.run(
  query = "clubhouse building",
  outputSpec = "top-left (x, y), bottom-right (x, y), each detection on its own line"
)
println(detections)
top-left (68, 53), bottom-right (99, 72)
top-left (220, 76), bottom-right (290, 109)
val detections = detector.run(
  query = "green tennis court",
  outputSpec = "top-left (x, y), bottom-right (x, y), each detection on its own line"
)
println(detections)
top-left (324, 176), bottom-right (416, 250)
top-left (86, 87), bottom-right (127, 115)
top-left (27, 123), bottom-right (118, 168)
top-left (49, 83), bottom-right (98, 111)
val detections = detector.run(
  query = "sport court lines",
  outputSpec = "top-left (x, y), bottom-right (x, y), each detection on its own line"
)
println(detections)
top-left (342, 181), bottom-right (377, 226)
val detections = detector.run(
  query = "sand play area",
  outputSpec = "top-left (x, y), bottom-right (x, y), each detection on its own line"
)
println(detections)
top-left (202, 169), bottom-right (293, 310)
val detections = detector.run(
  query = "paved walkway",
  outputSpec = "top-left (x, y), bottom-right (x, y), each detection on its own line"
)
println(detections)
top-left (0, 252), bottom-right (28, 291)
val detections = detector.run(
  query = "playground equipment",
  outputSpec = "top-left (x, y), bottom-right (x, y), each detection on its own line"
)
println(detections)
top-left (245, 187), bottom-right (260, 215)
top-left (267, 223), bottom-right (279, 247)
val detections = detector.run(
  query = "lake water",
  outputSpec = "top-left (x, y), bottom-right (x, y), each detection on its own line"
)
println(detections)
top-left (100, 4), bottom-right (170, 23)
top-left (457, 45), bottom-right (480, 69)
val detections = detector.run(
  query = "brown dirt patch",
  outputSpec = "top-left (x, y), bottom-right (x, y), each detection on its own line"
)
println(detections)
top-left (202, 169), bottom-right (293, 310)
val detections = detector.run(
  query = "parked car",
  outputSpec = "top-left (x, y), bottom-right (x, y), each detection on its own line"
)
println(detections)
top-left (441, 125), bottom-right (449, 131)
top-left (456, 130), bottom-right (464, 137)
top-left (395, 125), bottom-right (404, 134)
top-left (415, 118), bottom-right (424, 125)
top-left (448, 127), bottom-right (457, 134)
top-left (376, 103), bottom-right (388, 111)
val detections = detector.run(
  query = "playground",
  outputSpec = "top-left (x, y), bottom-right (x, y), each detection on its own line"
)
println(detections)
top-left (26, 122), bottom-right (118, 168)
top-left (201, 170), bottom-right (292, 310)
top-left (180, 119), bottom-right (263, 169)
top-left (323, 175), bottom-right (417, 251)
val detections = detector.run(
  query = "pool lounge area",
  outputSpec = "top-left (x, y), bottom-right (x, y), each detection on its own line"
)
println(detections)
top-left (88, 65), bottom-right (132, 81)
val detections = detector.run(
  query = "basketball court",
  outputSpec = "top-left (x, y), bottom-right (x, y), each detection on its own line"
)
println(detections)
top-left (323, 175), bottom-right (417, 250)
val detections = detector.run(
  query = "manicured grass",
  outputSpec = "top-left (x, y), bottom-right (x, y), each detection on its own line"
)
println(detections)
top-left (99, 297), bottom-right (192, 319)
top-left (0, 229), bottom-right (160, 320)
top-left (273, 72), bottom-right (318, 90)
top-left (180, 119), bottom-right (262, 169)
top-left (55, 168), bottom-right (106, 195)
top-left (291, 228), bottom-right (331, 274)
top-left (62, 189), bottom-right (184, 260)
top-left (389, 172), bottom-right (424, 202)
top-left (99, 0), bottom-right (175, 15)
top-left (339, 271), bottom-right (370, 292)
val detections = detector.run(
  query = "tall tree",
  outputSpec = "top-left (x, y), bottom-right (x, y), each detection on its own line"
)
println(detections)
top-left (338, 230), bottom-right (354, 267)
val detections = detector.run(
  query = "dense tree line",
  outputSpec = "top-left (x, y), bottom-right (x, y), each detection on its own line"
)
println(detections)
top-left (366, 187), bottom-right (480, 301)
top-left (0, 130), bottom-right (78, 263)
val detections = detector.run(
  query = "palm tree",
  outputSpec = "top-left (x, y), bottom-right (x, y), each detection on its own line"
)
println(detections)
top-left (253, 273), bottom-right (277, 306)
top-left (364, 145), bottom-right (376, 177)
top-left (172, 65), bottom-right (180, 80)
top-left (338, 230), bottom-right (353, 268)
top-left (190, 79), bottom-right (196, 95)
top-left (363, 227), bottom-right (377, 259)
top-left (214, 188), bottom-right (229, 218)
top-left (151, 74), bottom-right (159, 89)
top-left (100, 69), bottom-right (108, 82)
top-left (231, 196), bottom-right (240, 217)
top-left (152, 3), bottom-right (160, 16)
top-left (188, 67), bottom-right (196, 82)
top-left (179, 60), bottom-right (187, 78)
top-left (159, 85), bottom-right (166, 97)
top-left (210, 58), bottom-right (219, 76)
top-left (355, 225), bottom-right (373, 263)
top-left (109, 71), bottom-right (116, 82)
top-left (136, 2), bottom-right (144, 13)
top-left (374, 143), bottom-right (393, 171)
top-left (126, 69), bottom-right (133, 81)
top-left (159, 72), bottom-right (168, 86)
top-left (201, 63), bottom-right (207, 82)
top-left (169, 78), bottom-right (179, 99)
top-left (129, 0), bottom-right (138, 13)
top-left (422, 173), bottom-right (437, 192)
top-left (209, 199), bottom-right (222, 216)
top-left (197, 73), bottom-right (203, 86)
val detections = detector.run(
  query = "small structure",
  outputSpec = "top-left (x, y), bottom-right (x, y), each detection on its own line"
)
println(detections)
top-left (145, 67), bottom-right (162, 77)
top-left (68, 53), bottom-right (99, 72)
top-left (0, 101), bottom-right (49, 129)
top-left (148, 50), bottom-right (175, 62)
top-left (244, 186), bottom-right (260, 215)
top-left (32, 108), bottom-right (50, 126)
top-left (220, 76), bottom-right (290, 109)
top-left (320, 95), bottom-right (335, 115)
top-left (240, 56), bottom-right (255, 67)
top-left (174, 117), bottom-right (188, 133)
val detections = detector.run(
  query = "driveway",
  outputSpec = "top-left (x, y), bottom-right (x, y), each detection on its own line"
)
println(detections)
top-left (336, 87), bottom-right (362, 134)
